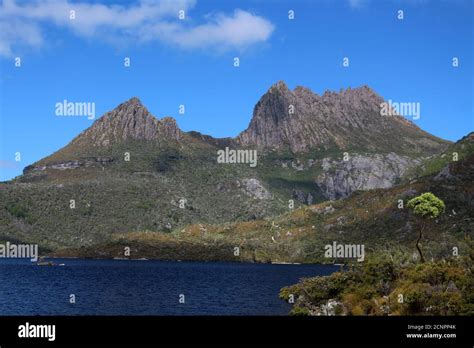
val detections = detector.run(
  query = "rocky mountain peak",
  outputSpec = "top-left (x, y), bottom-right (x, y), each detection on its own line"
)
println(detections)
top-left (71, 98), bottom-right (182, 147)
top-left (158, 116), bottom-right (182, 141)
top-left (293, 85), bottom-right (314, 97)
top-left (126, 96), bottom-right (142, 105)
top-left (237, 81), bottom-right (449, 155)
top-left (107, 96), bottom-right (145, 119)
top-left (269, 80), bottom-right (290, 93)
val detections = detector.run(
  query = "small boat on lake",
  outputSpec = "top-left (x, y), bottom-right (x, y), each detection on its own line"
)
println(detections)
top-left (37, 260), bottom-right (54, 266)
top-left (36, 258), bottom-right (65, 266)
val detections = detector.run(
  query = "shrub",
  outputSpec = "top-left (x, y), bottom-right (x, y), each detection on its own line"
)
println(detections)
top-left (5, 203), bottom-right (28, 219)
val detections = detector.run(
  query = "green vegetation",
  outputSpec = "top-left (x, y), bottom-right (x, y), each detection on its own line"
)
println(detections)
top-left (405, 132), bottom-right (474, 179)
top-left (280, 253), bottom-right (473, 316)
top-left (407, 192), bottom-right (445, 219)
top-left (407, 192), bottom-right (445, 262)
top-left (0, 123), bottom-right (471, 285)
top-left (5, 202), bottom-right (28, 219)
top-left (52, 154), bottom-right (473, 265)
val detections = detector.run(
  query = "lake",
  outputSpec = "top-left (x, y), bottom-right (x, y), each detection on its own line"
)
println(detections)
top-left (0, 258), bottom-right (338, 315)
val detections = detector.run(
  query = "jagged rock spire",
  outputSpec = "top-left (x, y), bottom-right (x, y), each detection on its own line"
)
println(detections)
top-left (237, 81), bottom-right (448, 155)
top-left (72, 97), bottom-right (182, 147)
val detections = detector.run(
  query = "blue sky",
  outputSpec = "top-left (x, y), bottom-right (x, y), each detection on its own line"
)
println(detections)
top-left (0, 0), bottom-right (472, 181)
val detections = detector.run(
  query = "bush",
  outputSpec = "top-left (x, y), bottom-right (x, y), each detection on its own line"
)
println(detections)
top-left (281, 255), bottom-right (473, 316)
top-left (5, 203), bottom-right (28, 219)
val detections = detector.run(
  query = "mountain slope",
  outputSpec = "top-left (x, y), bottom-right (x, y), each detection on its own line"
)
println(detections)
top-left (52, 132), bottom-right (474, 262)
top-left (0, 82), bottom-right (456, 252)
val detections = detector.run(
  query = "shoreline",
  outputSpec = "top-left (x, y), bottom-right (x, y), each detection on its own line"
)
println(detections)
top-left (0, 255), bottom-right (344, 267)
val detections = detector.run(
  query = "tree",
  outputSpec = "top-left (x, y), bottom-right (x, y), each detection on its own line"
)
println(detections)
top-left (407, 192), bottom-right (445, 263)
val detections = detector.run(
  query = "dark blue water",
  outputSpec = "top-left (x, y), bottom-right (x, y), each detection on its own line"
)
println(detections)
top-left (0, 258), bottom-right (337, 315)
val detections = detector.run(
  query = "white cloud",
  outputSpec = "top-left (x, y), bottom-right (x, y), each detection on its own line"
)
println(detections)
top-left (149, 10), bottom-right (275, 50)
top-left (0, 0), bottom-right (274, 57)
top-left (0, 18), bottom-right (43, 57)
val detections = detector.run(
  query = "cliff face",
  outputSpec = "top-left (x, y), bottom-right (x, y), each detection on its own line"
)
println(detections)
top-left (315, 153), bottom-right (419, 200)
top-left (235, 81), bottom-right (451, 199)
top-left (237, 81), bottom-right (449, 155)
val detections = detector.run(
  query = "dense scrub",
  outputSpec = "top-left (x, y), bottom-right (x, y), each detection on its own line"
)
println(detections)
top-left (280, 252), bottom-right (474, 316)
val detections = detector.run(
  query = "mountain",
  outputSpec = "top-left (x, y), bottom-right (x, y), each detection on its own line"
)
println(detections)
top-left (23, 97), bottom-right (184, 173)
top-left (0, 81), bottom-right (456, 253)
top-left (3, 96), bottom-right (284, 250)
top-left (53, 130), bottom-right (474, 263)
top-left (238, 81), bottom-right (448, 155)
top-left (72, 97), bottom-right (183, 147)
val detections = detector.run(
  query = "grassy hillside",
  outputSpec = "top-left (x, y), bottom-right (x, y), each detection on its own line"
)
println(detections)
top-left (0, 143), bottom-right (290, 249)
top-left (405, 132), bottom-right (474, 179)
top-left (51, 151), bottom-right (473, 265)
top-left (2, 139), bottom-right (419, 251)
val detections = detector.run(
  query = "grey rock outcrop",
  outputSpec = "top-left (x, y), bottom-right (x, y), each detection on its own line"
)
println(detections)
top-left (24, 157), bottom-right (114, 174)
top-left (293, 189), bottom-right (315, 205)
top-left (240, 178), bottom-right (272, 199)
top-left (315, 153), bottom-right (419, 199)
top-left (434, 164), bottom-right (453, 181)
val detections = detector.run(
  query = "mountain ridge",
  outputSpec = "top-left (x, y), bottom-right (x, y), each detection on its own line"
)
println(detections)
top-left (1, 81), bottom-right (464, 255)
top-left (237, 80), bottom-right (449, 154)
top-left (24, 81), bottom-right (450, 173)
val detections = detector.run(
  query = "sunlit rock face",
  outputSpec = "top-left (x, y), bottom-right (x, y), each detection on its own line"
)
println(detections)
top-left (238, 81), bottom-right (448, 155)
